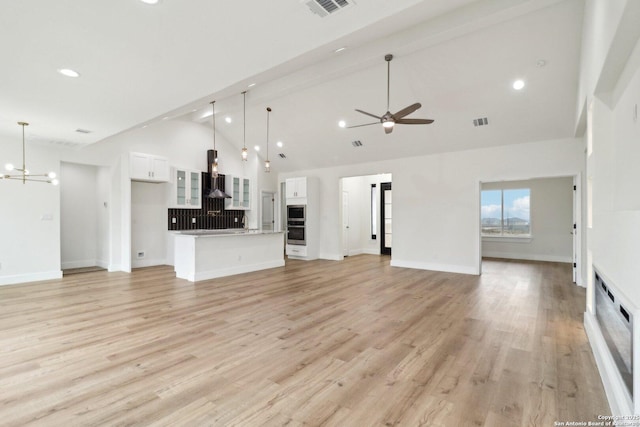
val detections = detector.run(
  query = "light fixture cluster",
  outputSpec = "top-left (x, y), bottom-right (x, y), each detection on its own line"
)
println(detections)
top-left (2, 122), bottom-right (59, 185)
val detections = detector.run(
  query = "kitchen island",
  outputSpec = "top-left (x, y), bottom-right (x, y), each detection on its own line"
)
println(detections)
top-left (174, 229), bottom-right (285, 282)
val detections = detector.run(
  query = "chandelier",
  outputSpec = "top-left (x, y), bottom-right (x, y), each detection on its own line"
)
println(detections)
top-left (2, 122), bottom-right (59, 185)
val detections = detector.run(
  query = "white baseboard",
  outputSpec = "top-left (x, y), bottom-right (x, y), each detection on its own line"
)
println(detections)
top-left (390, 259), bottom-right (478, 275)
top-left (319, 253), bottom-right (342, 261)
top-left (179, 260), bottom-right (286, 282)
top-left (362, 248), bottom-right (380, 255)
top-left (132, 258), bottom-right (166, 269)
top-left (482, 251), bottom-right (572, 263)
top-left (584, 312), bottom-right (633, 415)
top-left (61, 259), bottom-right (97, 270)
top-left (0, 270), bottom-right (63, 286)
top-left (108, 264), bottom-right (121, 272)
top-left (96, 259), bottom-right (109, 269)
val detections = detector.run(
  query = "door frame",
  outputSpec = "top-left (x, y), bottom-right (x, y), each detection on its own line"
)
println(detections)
top-left (380, 182), bottom-right (392, 255)
top-left (260, 190), bottom-right (275, 231)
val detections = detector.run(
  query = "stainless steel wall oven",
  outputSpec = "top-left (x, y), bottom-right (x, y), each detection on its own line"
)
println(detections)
top-left (287, 205), bottom-right (306, 245)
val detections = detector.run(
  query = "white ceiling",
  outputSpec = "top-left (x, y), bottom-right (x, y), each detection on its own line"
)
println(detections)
top-left (0, 0), bottom-right (584, 172)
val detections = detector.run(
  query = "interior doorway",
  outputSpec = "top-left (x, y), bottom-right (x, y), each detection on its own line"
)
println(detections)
top-left (479, 176), bottom-right (580, 284)
top-left (338, 173), bottom-right (392, 259)
top-left (261, 191), bottom-right (275, 231)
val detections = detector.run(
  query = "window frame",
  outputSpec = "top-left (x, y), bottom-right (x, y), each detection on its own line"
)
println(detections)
top-left (481, 187), bottom-right (532, 241)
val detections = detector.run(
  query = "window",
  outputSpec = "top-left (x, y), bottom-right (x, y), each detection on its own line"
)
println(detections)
top-left (481, 188), bottom-right (530, 236)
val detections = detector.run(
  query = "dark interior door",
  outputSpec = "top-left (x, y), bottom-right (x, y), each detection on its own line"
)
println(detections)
top-left (380, 182), bottom-right (392, 255)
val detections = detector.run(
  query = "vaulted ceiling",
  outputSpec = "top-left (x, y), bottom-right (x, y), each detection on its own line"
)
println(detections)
top-left (0, 0), bottom-right (584, 171)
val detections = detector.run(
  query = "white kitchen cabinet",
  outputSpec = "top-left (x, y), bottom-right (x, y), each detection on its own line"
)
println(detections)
top-left (170, 168), bottom-right (201, 209)
top-left (225, 175), bottom-right (251, 210)
top-left (130, 152), bottom-right (170, 182)
top-left (286, 177), bottom-right (307, 202)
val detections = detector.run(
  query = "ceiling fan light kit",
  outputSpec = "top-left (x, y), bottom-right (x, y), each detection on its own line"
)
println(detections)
top-left (348, 53), bottom-right (434, 134)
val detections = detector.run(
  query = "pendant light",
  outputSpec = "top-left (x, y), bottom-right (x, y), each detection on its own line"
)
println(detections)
top-left (2, 122), bottom-right (58, 185)
top-left (264, 107), bottom-right (271, 173)
top-left (210, 101), bottom-right (219, 178)
top-left (241, 91), bottom-right (248, 161)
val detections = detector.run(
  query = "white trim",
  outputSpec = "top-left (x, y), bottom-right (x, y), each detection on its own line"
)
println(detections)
top-left (390, 259), bottom-right (478, 275)
top-left (362, 248), bottom-right (380, 255)
top-left (182, 260), bottom-right (285, 282)
top-left (61, 259), bottom-right (98, 270)
top-left (132, 258), bottom-right (166, 269)
top-left (319, 253), bottom-right (342, 261)
top-left (482, 236), bottom-right (532, 243)
top-left (0, 270), bottom-right (63, 286)
top-left (96, 259), bottom-right (109, 269)
top-left (482, 252), bottom-right (572, 263)
top-left (584, 312), bottom-right (633, 416)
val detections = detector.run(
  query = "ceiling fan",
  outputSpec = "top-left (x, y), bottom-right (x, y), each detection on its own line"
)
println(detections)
top-left (348, 54), bottom-right (434, 134)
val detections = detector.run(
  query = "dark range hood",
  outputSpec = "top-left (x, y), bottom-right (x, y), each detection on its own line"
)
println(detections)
top-left (206, 149), bottom-right (231, 199)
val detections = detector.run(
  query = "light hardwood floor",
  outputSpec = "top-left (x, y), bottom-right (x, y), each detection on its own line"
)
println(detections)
top-left (0, 256), bottom-right (609, 426)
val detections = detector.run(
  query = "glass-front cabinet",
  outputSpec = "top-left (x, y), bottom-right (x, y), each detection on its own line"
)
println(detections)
top-left (170, 168), bottom-right (201, 209)
top-left (225, 175), bottom-right (251, 210)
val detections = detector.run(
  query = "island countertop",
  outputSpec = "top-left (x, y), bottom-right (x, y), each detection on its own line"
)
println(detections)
top-left (174, 229), bottom-right (285, 282)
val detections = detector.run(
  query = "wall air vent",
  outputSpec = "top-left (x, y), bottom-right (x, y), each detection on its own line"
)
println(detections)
top-left (351, 140), bottom-right (363, 147)
top-left (473, 117), bottom-right (489, 127)
top-left (302, 0), bottom-right (354, 18)
top-left (278, 153), bottom-right (287, 159)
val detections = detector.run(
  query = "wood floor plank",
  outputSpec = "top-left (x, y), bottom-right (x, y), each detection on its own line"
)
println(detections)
top-left (0, 256), bottom-right (610, 426)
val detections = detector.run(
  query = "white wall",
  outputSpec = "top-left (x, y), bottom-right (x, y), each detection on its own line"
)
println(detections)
top-left (60, 162), bottom-right (98, 269)
top-left (482, 177), bottom-right (574, 263)
top-left (280, 137), bottom-right (583, 273)
top-left (0, 139), bottom-right (62, 285)
top-left (96, 166), bottom-right (111, 268)
top-left (579, 0), bottom-right (640, 416)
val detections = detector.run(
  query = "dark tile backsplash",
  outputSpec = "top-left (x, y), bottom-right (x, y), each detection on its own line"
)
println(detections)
top-left (167, 173), bottom-right (245, 231)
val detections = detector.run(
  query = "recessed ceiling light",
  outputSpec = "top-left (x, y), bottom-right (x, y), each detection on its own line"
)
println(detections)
top-left (140, 0), bottom-right (159, 4)
top-left (254, 145), bottom-right (260, 151)
top-left (162, 116), bottom-right (169, 120)
top-left (58, 68), bottom-right (80, 78)
top-left (334, 47), bottom-right (346, 53)
top-left (225, 116), bottom-right (232, 123)
top-left (276, 141), bottom-right (283, 148)
top-left (513, 79), bottom-right (525, 90)
top-left (248, 83), bottom-right (256, 88)
top-left (338, 120), bottom-right (346, 128)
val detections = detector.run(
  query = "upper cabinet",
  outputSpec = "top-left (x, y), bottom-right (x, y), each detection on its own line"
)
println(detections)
top-left (225, 175), bottom-right (251, 210)
top-left (130, 152), bottom-right (170, 183)
top-left (169, 168), bottom-right (201, 209)
top-left (286, 177), bottom-right (307, 203)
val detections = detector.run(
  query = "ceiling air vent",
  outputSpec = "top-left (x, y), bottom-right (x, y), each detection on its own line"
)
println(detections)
top-left (75, 128), bottom-right (92, 134)
top-left (278, 153), bottom-right (287, 159)
top-left (473, 117), bottom-right (488, 127)
top-left (302, 0), bottom-right (354, 18)
top-left (351, 140), bottom-right (363, 147)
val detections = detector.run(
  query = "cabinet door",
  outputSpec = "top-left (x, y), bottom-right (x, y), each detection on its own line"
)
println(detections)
top-left (176, 169), bottom-right (187, 206)
top-left (151, 156), bottom-right (170, 182)
top-left (295, 177), bottom-right (307, 198)
top-left (130, 152), bottom-right (151, 180)
top-left (286, 178), bottom-right (297, 198)
top-left (242, 178), bottom-right (250, 209)
top-left (189, 171), bottom-right (201, 208)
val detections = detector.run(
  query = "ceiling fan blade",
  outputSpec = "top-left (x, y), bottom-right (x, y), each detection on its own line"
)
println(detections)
top-left (346, 122), bottom-right (379, 129)
top-left (395, 118), bottom-right (434, 125)
top-left (384, 126), bottom-right (393, 134)
top-left (355, 109), bottom-right (382, 120)
top-left (392, 103), bottom-right (422, 120)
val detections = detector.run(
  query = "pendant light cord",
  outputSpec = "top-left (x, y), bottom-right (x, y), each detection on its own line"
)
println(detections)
top-left (266, 107), bottom-right (270, 161)
top-left (242, 91), bottom-right (247, 151)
